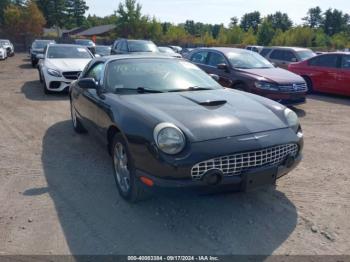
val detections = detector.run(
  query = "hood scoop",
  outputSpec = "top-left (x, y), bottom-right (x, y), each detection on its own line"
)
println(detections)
top-left (180, 93), bottom-right (227, 107)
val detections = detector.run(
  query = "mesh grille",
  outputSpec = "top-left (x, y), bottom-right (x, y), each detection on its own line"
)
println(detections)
top-left (62, 71), bottom-right (81, 80)
top-left (278, 83), bottom-right (307, 92)
top-left (191, 144), bottom-right (298, 181)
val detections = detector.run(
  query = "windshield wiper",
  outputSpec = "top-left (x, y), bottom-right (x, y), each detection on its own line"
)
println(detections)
top-left (115, 87), bottom-right (164, 94)
top-left (168, 86), bottom-right (214, 92)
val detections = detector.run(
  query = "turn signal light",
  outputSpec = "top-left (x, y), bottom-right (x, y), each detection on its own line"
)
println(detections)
top-left (140, 176), bottom-right (154, 187)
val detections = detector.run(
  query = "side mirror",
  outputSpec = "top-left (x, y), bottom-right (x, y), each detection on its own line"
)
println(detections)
top-left (291, 58), bottom-right (298, 62)
top-left (209, 74), bottom-right (220, 82)
top-left (217, 63), bottom-right (229, 72)
top-left (78, 78), bottom-right (97, 89)
top-left (36, 54), bottom-right (45, 60)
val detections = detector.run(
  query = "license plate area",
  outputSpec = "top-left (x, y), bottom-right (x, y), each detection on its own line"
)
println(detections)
top-left (241, 167), bottom-right (277, 192)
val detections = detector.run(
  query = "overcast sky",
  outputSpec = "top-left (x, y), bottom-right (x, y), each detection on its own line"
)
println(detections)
top-left (84, 0), bottom-right (350, 26)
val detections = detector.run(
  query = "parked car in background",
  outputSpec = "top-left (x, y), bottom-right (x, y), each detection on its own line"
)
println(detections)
top-left (0, 39), bottom-right (14, 56)
top-left (180, 48), bottom-right (194, 57)
top-left (188, 47), bottom-right (307, 105)
top-left (158, 46), bottom-right (182, 58)
top-left (70, 55), bottom-right (303, 202)
top-left (95, 45), bottom-right (112, 56)
top-left (111, 39), bottom-right (159, 55)
top-left (30, 39), bottom-right (56, 67)
top-left (74, 39), bottom-right (96, 54)
top-left (288, 52), bottom-right (350, 96)
top-left (0, 43), bottom-right (7, 60)
top-left (38, 44), bottom-right (93, 94)
top-left (261, 47), bottom-right (316, 69)
top-left (246, 45), bottom-right (263, 53)
top-left (168, 45), bottom-right (182, 53)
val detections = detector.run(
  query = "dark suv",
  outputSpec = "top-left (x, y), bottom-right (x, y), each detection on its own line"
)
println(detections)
top-left (111, 39), bottom-right (159, 55)
top-left (187, 47), bottom-right (308, 105)
top-left (260, 47), bottom-right (316, 69)
top-left (30, 39), bottom-right (56, 67)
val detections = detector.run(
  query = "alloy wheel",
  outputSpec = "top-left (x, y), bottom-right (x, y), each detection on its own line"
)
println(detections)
top-left (113, 142), bottom-right (131, 193)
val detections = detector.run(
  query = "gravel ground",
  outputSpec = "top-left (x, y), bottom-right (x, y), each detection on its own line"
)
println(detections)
top-left (0, 54), bottom-right (349, 256)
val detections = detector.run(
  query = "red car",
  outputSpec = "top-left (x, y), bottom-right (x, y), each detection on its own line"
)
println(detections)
top-left (288, 52), bottom-right (350, 96)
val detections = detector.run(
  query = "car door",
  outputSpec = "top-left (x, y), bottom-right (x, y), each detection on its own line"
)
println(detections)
top-left (206, 51), bottom-right (232, 87)
top-left (189, 50), bottom-right (209, 71)
top-left (338, 55), bottom-right (350, 95)
top-left (74, 62), bottom-right (104, 133)
top-left (307, 54), bottom-right (340, 93)
top-left (269, 49), bottom-right (296, 69)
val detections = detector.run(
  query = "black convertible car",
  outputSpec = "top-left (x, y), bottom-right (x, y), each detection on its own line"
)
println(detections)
top-left (70, 55), bottom-right (303, 202)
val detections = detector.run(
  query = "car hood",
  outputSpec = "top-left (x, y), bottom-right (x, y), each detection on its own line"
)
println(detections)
top-left (45, 59), bottom-right (91, 71)
top-left (239, 67), bottom-right (304, 84)
top-left (119, 89), bottom-right (287, 142)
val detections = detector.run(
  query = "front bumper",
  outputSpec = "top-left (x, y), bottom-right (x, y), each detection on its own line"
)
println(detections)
top-left (129, 128), bottom-right (303, 190)
top-left (44, 73), bottom-right (73, 92)
top-left (251, 88), bottom-right (307, 105)
top-left (136, 154), bottom-right (302, 191)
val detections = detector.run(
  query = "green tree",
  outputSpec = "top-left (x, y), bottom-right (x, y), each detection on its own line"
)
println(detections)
top-left (0, 0), bottom-right (12, 25)
top-left (240, 11), bottom-right (261, 33)
top-left (35, 0), bottom-right (67, 28)
top-left (266, 12), bottom-right (292, 32)
top-left (229, 17), bottom-right (238, 28)
top-left (257, 19), bottom-right (275, 45)
top-left (322, 8), bottom-right (349, 36)
top-left (66, 0), bottom-right (88, 28)
top-left (303, 7), bottom-right (323, 28)
top-left (242, 28), bottom-right (257, 45)
top-left (115, 0), bottom-right (146, 38)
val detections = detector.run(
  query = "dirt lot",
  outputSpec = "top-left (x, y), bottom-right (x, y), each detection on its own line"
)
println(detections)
top-left (0, 53), bottom-right (349, 256)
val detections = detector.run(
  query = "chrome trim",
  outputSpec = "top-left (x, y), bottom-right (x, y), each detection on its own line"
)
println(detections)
top-left (278, 83), bottom-right (307, 92)
top-left (191, 143), bottom-right (298, 181)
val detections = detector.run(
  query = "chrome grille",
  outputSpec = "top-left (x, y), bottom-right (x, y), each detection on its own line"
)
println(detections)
top-left (62, 71), bottom-right (81, 80)
top-left (279, 83), bottom-right (307, 93)
top-left (191, 144), bottom-right (298, 180)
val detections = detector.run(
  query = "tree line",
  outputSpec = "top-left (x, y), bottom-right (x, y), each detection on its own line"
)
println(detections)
top-left (1, 0), bottom-right (349, 49)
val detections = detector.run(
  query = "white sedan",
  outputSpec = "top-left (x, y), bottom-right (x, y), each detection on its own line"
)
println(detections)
top-left (0, 45), bottom-right (7, 60)
top-left (38, 44), bottom-right (93, 94)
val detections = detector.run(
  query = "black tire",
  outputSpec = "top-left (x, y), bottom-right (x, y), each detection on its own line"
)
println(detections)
top-left (70, 101), bottom-right (85, 133)
top-left (302, 76), bottom-right (313, 94)
top-left (38, 70), bottom-right (43, 83)
top-left (42, 75), bottom-right (52, 94)
top-left (31, 60), bottom-right (37, 68)
top-left (112, 133), bottom-right (148, 202)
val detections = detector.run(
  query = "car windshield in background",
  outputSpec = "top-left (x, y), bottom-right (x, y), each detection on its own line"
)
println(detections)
top-left (227, 50), bottom-right (274, 69)
top-left (106, 59), bottom-right (222, 93)
top-left (0, 40), bottom-right (10, 45)
top-left (298, 50), bottom-right (316, 61)
top-left (47, 46), bottom-right (92, 59)
top-left (33, 41), bottom-right (53, 49)
top-left (128, 41), bottom-right (159, 52)
top-left (95, 46), bottom-right (111, 55)
top-left (75, 40), bottom-right (95, 46)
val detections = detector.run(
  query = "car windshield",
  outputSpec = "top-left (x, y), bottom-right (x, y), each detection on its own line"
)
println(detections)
top-left (106, 59), bottom-right (222, 93)
top-left (298, 50), bottom-right (316, 61)
top-left (95, 46), bottom-right (111, 55)
top-left (227, 50), bottom-right (274, 69)
top-left (75, 40), bottom-right (94, 46)
top-left (0, 40), bottom-right (10, 45)
top-left (47, 46), bottom-right (92, 59)
top-left (128, 41), bottom-right (159, 52)
top-left (33, 41), bottom-right (53, 49)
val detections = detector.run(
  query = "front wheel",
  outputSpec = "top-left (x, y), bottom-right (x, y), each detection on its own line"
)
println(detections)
top-left (70, 101), bottom-right (85, 133)
top-left (112, 133), bottom-right (148, 202)
top-left (302, 76), bottom-right (313, 94)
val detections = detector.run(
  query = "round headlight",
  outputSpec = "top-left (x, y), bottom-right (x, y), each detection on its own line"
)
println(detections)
top-left (153, 123), bottom-right (185, 155)
top-left (284, 108), bottom-right (299, 127)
